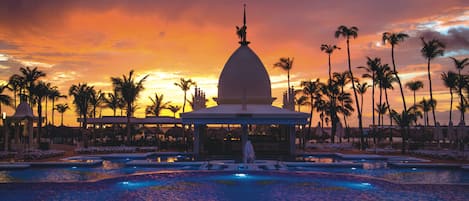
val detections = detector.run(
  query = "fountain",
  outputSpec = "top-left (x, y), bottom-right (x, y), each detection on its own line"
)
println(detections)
top-left (243, 140), bottom-right (255, 163)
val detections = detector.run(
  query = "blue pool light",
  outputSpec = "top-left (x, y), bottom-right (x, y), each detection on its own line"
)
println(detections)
top-left (122, 181), bottom-right (129, 185)
top-left (126, 158), bottom-right (130, 160)
top-left (361, 182), bottom-right (371, 186)
top-left (412, 168), bottom-right (417, 170)
top-left (234, 173), bottom-right (247, 178)
top-left (72, 166), bottom-right (77, 169)
top-left (133, 166), bottom-right (137, 169)
top-left (351, 167), bottom-right (356, 170)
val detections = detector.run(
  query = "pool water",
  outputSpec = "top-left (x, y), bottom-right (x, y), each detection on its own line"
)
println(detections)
top-left (0, 171), bottom-right (467, 201)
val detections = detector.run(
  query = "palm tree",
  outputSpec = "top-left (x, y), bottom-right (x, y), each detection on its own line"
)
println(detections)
top-left (375, 103), bottom-right (388, 128)
top-left (89, 89), bottom-right (104, 118)
top-left (0, 85), bottom-right (12, 117)
top-left (111, 70), bottom-right (149, 143)
top-left (104, 89), bottom-right (121, 117)
top-left (146, 93), bottom-right (170, 117)
top-left (441, 71), bottom-right (458, 123)
top-left (418, 98), bottom-right (436, 127)
top-left (320, 44), bottom-right (340, 82)
top-left (382, 32), bottom-right (409, 112)
top-left (174, 78), bottom-right (196, 113)
top-left (167, 105), bottom-right (181, 118)
top-left (358, 57), bottom-right (381, 143)
top-left (391, 107), bottom-right (419, 153)
top-left (47, 87), bottom-right (66, 126)
top-left (274, 57), bottom-right (294, 100)
top-left (301, 79), bottom-right (320, 146)
top-left (405, 80), bottom-right (424, 106)
top-left (19, 67), bottom-right (46, 106)
top-left (295, 95), bottom-right (309, 112)
top-left (449, 57), bottom-right (469, 121)
top-left (420, 37), bottom-right (445, 126)
top-left (333, 71), bottom-right (354, 128)
top-left (356, 82), bottom-right (370, 116)
top-left (69, 83), bottom-right (94, 129)
top-left (8, 74), bottom-right (23, 108)
top-left (55, 103), bottom-right (69, 126)
top-left (32, 81), bottom-right (50, 145)
top-left (335, 25), bottom-right (363, 148)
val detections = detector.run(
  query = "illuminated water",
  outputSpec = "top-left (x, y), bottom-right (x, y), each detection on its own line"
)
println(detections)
top-left (0, 171), bottom-right (467, 201)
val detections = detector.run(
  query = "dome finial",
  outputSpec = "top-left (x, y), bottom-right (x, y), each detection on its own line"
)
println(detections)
top-left (236, 4), bottom-right (250, 45)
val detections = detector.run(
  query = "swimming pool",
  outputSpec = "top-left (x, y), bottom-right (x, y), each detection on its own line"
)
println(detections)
top-left (0, 171), bottom-right (467, 201)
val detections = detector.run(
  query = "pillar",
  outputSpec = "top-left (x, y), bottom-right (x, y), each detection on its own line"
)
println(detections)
top-left (289, 125), bottom-right (296, 155)
top-left (193, 124), bottom-right (200, 155)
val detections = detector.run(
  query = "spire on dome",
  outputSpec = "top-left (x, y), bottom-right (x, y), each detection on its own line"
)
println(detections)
top-left (236, 4), bottom-right (250, 45)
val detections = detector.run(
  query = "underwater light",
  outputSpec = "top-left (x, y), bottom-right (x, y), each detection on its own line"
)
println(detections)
top-left (234, 173), bottom-right (247, 177)
top-left (133, 166), bottom-right (137, 169)
top-left (122, 181), bottom-right (129, 185)
top-left (412, 168), bottom-right (417, 170)
top-left (351, 167), bottom-right (356, 170)
top-left (361, 182), bottom-right (371, 186)
top-left (126, 158), bottom-right (130, 160)
top-left (361, 159), bottom-right (366, 161)
top-left (72, 166), bottom-right (77, 169)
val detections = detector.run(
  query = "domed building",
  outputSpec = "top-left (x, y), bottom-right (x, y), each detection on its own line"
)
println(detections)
top-left (182, 6), bottom-right (308, 157)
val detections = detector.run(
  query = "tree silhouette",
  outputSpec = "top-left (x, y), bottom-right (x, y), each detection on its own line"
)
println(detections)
top-left (320, 44), bottom-right (340, 82)
top-left (335, 25), bottom-right (364, 149)
top-left (274, 57), bottom-right (294, 101)
top-left (174, 78), bottom-right (196, 113)
top-left (420, 37), bottom-right (445, 126)
top-left (449, 57), bottom-right (469, 121)
top-left (55, 103), bottom-right (70, 126)
top-left (441, 71), bottom-right (458, 123)
top-left (111, 70), bottom-right (149, 143)
top-left (405, 80), bottom-right (424, 107)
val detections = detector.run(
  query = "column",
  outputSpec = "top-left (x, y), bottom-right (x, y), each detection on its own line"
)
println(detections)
top-left (289, 125), bottom-right (296, 155)
top-left (193, 124), bottom-right (200, 155)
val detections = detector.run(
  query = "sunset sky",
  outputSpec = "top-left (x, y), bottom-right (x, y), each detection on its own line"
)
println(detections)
top-left (0, 0), bottom-right (468, 126)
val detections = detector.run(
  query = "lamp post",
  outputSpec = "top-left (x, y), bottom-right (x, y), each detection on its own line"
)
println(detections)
top-left (2, 112), bottom-right (7, 151)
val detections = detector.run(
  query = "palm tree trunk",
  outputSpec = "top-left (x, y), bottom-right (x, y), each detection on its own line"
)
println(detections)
top-left (341, 86), bottom-right (349, 128)
top-left (413, 91), bottom-right (416, 106)
top-left (449, 89), bottom-right (453, 123)
top-left (306, 96), bottom-right (314, 149)
top-left (385, 88), bottom-right (393, 144)
top-left (328, 54), bottom-right (332, 83)
top-left (371, 76), bottom-right (375, 146)
top-left (37, 101), bottom-right (42, 146)
top-left (392, 45), bottom-right (407, 111)
top-left (458, 69), bottom-right (465, 121)
top-left (51, 99), bottom-right (55, 126)
top-left (377, 83), bottom-right (383, 145)
top-left (346, 38), bottom-right (365, 150)
top-left (427, 59), bottom-right (437, 126)
top-left (60, 113), bottom-right (64, 126)
top-left (183, 92), bottom-right (187, 113)
top-left (287, 69), bottom-right (291, 101)
top-left (126, 103), bottom-right (131, 143)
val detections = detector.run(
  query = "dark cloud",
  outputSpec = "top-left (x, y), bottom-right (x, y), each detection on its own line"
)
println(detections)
top-left (418, 27), bottom-right (469, 51)
top-left (0, 40), bottom-right (19, 50)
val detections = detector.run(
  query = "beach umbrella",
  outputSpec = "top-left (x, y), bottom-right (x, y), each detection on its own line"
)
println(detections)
top-left (434, 122), bottom-right (442, 141)
top-left (447, 121), bottom-right (455, 142)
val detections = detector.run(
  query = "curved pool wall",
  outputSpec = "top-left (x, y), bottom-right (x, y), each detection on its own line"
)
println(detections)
top-left (1, 152), bottom-right (468, 184)
top-left (0, 171), bottom-right (468, 201)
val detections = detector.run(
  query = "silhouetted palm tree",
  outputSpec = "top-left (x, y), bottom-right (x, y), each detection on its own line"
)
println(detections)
top-left (55, 103), bottom-right (69, 126)
top-left (356, 82), bottom-right (370, 115)
top-left (32, 81), bottom-right (50, 145)
top-left (301, 79), bottom-right (320, 146)
top-left (375, 103), bottom-right (388, 128)
top-left (441, 71), bottom-right (458, 123)
top-left (320, 44), bottom-right (340, 82)
top-left (168, 105), bottom-right (181, 118)
top-left (47, 87), bottom-right (66, 126)
top-left (69, 83), bottom-right (93, 129)
top-left (104, 89), bottom-right (121, 117)
top-left (8, 74), bottom-right (23, 108)
top-left (0, 85), bottom-right (12, 117)
top-left (19, 67), bottom-right (46, 106)
top-left (449, 57), bottom-right (469, 121)
top-left (146, 93), bottom-right (170, 117)
top-left (418, 98), bottom-right (436, 127)
top-left (112, 70), bottom-right (149, 143)
top-left (89, 89), bottom-right (104, 118)
top-left (174, 78), bottom-right (196, 113)
top-left (333, 71), bottom-right (353, 128)
top-left (335, 25), bottom-right (362, 147)
top-left (274, 57), bottom-right (294, 100)
top-left (405, 80), bottom-right (424, 106)
top-left (383, 32), bottom-right (409, 112)
top-left (391, 107), bottom-right (419, 153)
top-left (295, 95), bottom-right (309, 112)
top-left (358, 57), bottom-right (381, 142)
top-left (420, 37), bottom-right (445, 126)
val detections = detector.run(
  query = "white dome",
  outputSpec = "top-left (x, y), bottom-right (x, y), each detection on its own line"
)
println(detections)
top-left (216, 45), bottom-right (274, 105)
